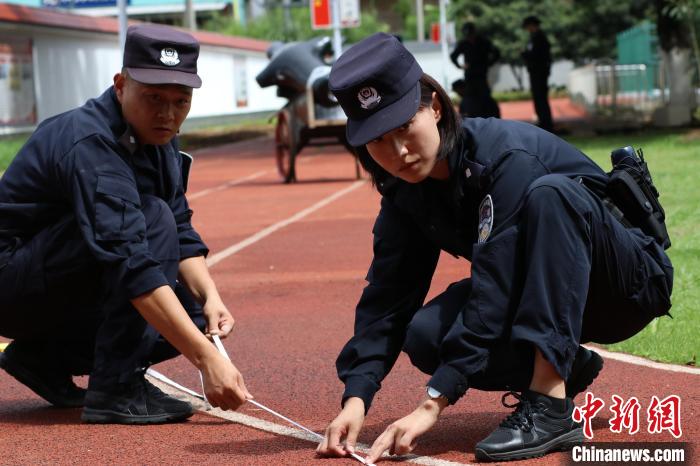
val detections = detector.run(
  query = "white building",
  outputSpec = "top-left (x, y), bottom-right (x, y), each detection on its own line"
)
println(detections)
top-left (0, 3), bottom-right (286, 134)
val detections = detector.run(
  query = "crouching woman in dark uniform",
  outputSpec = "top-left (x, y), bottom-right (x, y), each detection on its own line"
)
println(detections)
top-left (316, 33), bottom-right (673, 463)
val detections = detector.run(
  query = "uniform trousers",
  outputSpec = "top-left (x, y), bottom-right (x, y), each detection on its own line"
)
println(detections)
top-left (528, 70), bottom-right (553, 132)
top-left (0, 195), bottom-right (205, 390)
top-left (459, 78), bottom-right (501, 119)
top-left (403, 174), bottom-right (673, 390)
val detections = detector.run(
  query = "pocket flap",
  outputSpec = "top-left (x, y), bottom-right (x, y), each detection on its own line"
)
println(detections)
top-left (96, 176), bottom-right (140, 205)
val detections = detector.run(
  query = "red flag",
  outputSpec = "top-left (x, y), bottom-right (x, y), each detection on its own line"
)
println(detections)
top-left (311, 0), bottom-right (331, 29)
top-left (431, 23), bottom-right (440, 43)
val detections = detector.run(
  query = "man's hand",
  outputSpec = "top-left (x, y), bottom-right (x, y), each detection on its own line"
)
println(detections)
top-left (200, 351), bottom-right (252, 411)
top-left (203, 296), bottom-right (234, 338)
top-left (317, 397), bottom-right (366, 458)
top-left (365, 397), bottom-right (447, 464)
top-left (131, 286), bottom-right (251, 411)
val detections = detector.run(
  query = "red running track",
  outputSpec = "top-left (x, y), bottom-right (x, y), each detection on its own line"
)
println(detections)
top-left (1, 136), bottom-right (697, 465)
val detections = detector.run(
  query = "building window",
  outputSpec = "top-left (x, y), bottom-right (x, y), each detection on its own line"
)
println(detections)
top-left (0, 38), bottom-right (36, 126)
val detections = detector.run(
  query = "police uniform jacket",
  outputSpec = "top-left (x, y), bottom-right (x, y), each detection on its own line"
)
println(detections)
top-left (449, 36), bottom-right (501, 81)
top-left (522, 29), bottom-right (551, 76)
top-left (0, 87), bottom-right (208, 300)
top-left (336, 118), bottom-right (609, 410)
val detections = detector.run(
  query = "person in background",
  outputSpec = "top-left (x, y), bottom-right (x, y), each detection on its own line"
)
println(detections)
top-left (521, 15), bottom-right (554, 132)
top-left (450, 22), bottom-right (501, 118)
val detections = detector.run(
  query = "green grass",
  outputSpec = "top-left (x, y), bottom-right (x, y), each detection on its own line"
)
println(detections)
top-left (566, 129), bottom-right (700, 366)
top-left (493, 87), bottom-right (569, 103)
top-left (178, 119), bottom-right (273, 152)
top-left (0, 135), bottom-right (29, 172)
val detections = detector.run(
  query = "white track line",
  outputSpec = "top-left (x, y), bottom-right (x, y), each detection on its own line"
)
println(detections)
top-left (188, 170), bottom-right (268, 201)
top-left (206, 180), bottom-right (366, 268)
top-left (147, 375), bottom-right (474, 466)
top-left (585, 345), bottom-right (700, 375)
top-left (188, 148), bottom-right (325, 201)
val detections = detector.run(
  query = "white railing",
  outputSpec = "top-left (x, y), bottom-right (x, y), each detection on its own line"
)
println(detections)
top-left (569, 61), bottom-right (667, 124)
top-left (594, 61), bottom-right (664, 115)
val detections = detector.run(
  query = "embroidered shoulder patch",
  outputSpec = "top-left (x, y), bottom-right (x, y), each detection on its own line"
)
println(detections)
top-left (478, 194), bottom-right (494, 244)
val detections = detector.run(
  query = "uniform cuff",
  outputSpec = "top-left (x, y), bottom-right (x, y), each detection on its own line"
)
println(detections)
top-left (180, 243), bottom-right (209, 260)
top-left (428, 364), bottom-right (468, 404)
top-left (125, 267), bottom-right (171, 299)
top-left (342, 375), bottom-right (380, 414)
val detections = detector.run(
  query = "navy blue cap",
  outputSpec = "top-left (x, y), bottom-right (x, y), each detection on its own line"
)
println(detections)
top-left (329, 33), bottom-right (423, 146)
top-left (124, 24), bottom-right (202, 88)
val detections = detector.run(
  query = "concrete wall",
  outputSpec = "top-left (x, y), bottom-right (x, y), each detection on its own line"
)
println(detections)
top-left (568, 64), bottom-right (597, 108)
top-left (33, 30), bottom-right (121, 121)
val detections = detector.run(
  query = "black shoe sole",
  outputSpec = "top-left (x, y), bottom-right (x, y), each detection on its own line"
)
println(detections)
top-left (566, 349), bottom-right (604, 398)
top-left (0, 352), bottom-right (85, 408)
top-left (475, 427), bottom-right (584, 462)
top-left (81, 407), bottom-right (194, 424)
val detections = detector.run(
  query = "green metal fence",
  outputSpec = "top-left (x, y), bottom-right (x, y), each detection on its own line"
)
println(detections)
top-left (616, 20), bottom-right (658, 93)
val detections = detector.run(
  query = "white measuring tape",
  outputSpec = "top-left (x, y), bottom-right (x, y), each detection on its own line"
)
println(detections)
top-left (148, 335), bottom-right (374, 466)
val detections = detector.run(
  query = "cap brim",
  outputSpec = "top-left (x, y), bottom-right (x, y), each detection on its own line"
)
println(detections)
top-left (127, 67), bottom-right (202, 89)
top-left (345, 82), bottom-right (421, 147)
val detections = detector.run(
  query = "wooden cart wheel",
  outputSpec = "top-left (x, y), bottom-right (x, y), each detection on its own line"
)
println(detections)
top-left (275, 110), bottom-right (297, 183)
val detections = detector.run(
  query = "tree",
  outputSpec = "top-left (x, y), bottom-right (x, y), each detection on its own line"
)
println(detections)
top-left (393, 0), bottom-right (440, 41)
top-left (447, 0), bottom-right (654, 64)
top-left (203, 4), bottom-right (389, 46)
top-left (662, 0), bottom-right (700, 81)
top-left (653, 0), bottom-right (697, 123)
top-left (553, 1), bottom-right (655, 62)
top-left (443, 0), bottom-right (655, 89)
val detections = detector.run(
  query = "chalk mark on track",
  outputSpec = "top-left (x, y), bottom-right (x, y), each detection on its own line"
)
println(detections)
top-left (148, 375), bottom-right (475, 466)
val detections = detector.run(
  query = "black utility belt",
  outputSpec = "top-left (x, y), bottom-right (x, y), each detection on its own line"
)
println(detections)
top-left (598, 146), bottom-right (671, 250)
top-left (605, 169), bottom-right (671, 249)
top-left (577, 146), bottom-right (670, 250)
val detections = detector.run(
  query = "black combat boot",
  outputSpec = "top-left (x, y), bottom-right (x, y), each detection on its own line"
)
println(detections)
top-left (475, 390), bottom-right (583, 461)
top-left (81, 371), bottom-right (193, 424)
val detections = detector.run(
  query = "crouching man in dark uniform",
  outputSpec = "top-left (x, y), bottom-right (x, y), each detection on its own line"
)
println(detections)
top-left (0, 24), bottom-right (252, 424)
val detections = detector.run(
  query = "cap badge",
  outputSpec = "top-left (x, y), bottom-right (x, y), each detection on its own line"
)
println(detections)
top-left (358, 86), bottom-right (381, 110)
top-left (160, 48), bottom-right (180, 66)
